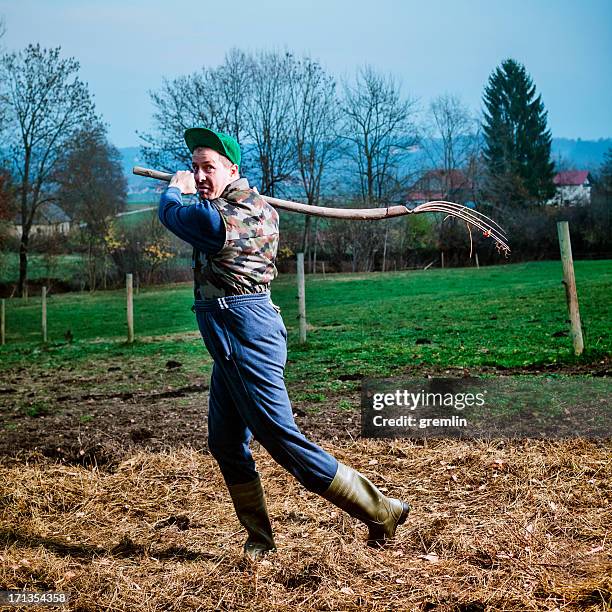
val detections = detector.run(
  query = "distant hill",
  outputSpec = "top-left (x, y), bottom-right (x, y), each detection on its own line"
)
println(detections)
top-left (119, 147), bottom-right (144, 178)
top-left (120, 138), bottom-right (612, 197)
top-left (119, 147), bottom-right (162, 202)
top-left (550, 138), bottom-right (612, 169)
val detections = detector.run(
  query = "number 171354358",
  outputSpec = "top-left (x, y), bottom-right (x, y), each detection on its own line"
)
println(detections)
top-left (0, 591), bottom-right (69, 606)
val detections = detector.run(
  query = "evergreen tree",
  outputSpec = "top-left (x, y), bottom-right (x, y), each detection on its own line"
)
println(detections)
top-left (482, 58), bottom-right (555, 205)
top-left (599, 147), bottom-right (612, 193)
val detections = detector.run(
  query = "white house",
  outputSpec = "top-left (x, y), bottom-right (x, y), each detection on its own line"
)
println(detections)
top-left (13, 203), bottom-right (72, 237)
top-left (548, 171), bottom-right (592, 206)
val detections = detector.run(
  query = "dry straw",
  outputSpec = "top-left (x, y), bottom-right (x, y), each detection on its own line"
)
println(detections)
top-left (1, 438), bottom-right (610, 611)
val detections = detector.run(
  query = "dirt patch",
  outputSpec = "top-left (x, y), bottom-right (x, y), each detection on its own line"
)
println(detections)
top-left (1, 390), bottom-right (361, 470)
top-left (1, 357), bottom-right (609, 468)
top-left (0, 357), bottom-right (360, 468)
top-left (372, 355), bottom-right (611, 379)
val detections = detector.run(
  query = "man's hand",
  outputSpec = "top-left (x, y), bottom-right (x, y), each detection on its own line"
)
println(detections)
top-left (169, 170), bottom-right (197, 195)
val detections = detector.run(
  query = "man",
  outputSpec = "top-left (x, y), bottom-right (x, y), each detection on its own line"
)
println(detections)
top-left (158, 127), bottom-right (409, 560)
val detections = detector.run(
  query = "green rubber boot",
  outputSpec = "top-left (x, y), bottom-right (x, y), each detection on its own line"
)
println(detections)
top-left (321, 462), bottom-right (410, 546)
top-left (227, 476), bottom-right (276, 560)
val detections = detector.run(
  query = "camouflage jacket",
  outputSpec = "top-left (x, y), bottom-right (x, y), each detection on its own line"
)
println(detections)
top-left (193, 178), bottom-right (279, 299)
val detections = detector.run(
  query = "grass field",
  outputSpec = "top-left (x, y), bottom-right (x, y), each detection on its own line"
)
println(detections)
top-left (1, 260), bottom-right (610, 383)
top-left (0, 253), bottom-right (86, 285)
top-left (0, 252), bottom-right (192, 287)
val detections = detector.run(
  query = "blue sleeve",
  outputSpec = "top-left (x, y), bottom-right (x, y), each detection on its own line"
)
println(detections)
top-left (158, 187), bottom-right (225, 254)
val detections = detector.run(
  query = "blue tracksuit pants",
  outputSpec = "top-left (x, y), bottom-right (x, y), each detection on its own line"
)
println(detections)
top-left (194, 292), bottom-right (338, 495)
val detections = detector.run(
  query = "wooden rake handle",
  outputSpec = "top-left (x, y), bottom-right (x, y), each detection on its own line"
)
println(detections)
top-left (133, 165), bottom-right (415, 220)
top-left (133, 165), bottom-right (510, 253)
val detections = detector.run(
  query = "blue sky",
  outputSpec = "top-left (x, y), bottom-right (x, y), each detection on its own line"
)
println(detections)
top-left (1, 0), bottom-right (610, 147)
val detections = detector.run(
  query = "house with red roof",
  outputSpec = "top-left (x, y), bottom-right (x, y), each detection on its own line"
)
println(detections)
top-left (548, 170), bottom-right (592, 206)
top-left (405, 169), bottom-right (475, 207)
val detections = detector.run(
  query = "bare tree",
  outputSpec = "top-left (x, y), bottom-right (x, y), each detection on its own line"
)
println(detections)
top-left (340, 66), bottom-right (419, 270)
top-left (0, 17), bottom-right (6, 132)
top-left (140, 48), bottom-right (251, 173)
top-left (421, 94), bottom-right (482, 261)
top-left (55, 122), bottom-right (127, 290)
top-left (0, 168), bottom-right (15, 259)
top-left (242, 51), bottom-right (297, 197)
top-left (215, 48), bottom-right (251, 144)
top-left (140, 73), bottom-right (208, 171)
top-left (426, 94), bottom-right (479, 190)
top-left (341, 65), bottom-right (419, 206)
top-left (0, 27), bottom-right (14, 260)
top-left (144, 50), bottom-right (315, 199)
top-left (0, 169), bottom-right (13, 220)
top-left (0, 44), bottom-right (97, 296)
top-left (289, 57), bottom-right (339, 270)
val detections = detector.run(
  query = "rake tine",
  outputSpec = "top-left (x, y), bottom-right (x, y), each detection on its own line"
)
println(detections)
top-left (415, 203), bottom-right (508, 241)
top-left (415, 201), bottom-right (508, 240)
top-left (417, 205), bottom-right (504, 240)
top-left (414, 204), bottom-right (510, 253)
top-left (420, 200), bottom-right (508, 237)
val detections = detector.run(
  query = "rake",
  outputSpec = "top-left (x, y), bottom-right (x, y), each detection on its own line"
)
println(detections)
top-left (133, 166), bottom-right (510, 256)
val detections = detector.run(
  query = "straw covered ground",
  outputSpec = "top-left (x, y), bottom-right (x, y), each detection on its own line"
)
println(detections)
top-left (1, 438), bottom-right (610, 611)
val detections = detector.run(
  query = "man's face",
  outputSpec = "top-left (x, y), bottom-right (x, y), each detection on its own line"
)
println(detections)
top-left (191, 147), bottom-right (238, 200)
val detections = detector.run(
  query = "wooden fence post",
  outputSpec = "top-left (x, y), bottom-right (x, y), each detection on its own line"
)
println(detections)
top-left (297, 253), bottom-right (307, 344)
top-left (557, 221), bottom-right (584, 355)
top-left (1, 299), bottom-right (5, 345)
top-left (41, 286), bottom-right (47, 343)
top-left (126, 273), bottom-right (134, 343)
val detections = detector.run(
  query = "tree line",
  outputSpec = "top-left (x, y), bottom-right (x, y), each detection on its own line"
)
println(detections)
top-left (0, 30), bottom-right (610, 295)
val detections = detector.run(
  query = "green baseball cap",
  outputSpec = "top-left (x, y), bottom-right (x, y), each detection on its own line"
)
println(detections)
top-left (184, 127), bottom-right (241, 169)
